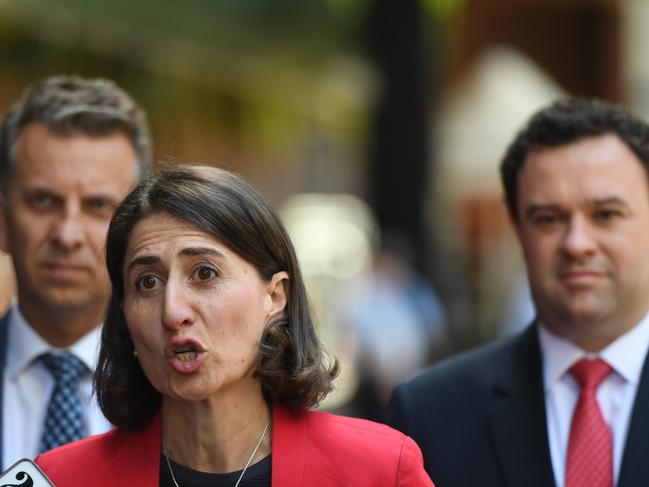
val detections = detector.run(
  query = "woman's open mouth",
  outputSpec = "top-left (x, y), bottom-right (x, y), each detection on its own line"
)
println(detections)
top-left (175, 345), bottom-right (197, 362)
top-left (166, 338), bottom-right (206, 374)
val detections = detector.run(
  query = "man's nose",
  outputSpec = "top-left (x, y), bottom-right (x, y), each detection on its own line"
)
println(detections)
top-left (50, 206), bottom-right (84, 250)
top-left (161, 281), bottom-right (195, 331)
top-left (560, 215), bottom-right (597, 258)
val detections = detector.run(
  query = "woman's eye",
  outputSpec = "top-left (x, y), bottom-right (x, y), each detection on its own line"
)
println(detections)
top-left (194, 266), bottom-right (217, 281)
top-left (135, 275), bottom-right (161, 291)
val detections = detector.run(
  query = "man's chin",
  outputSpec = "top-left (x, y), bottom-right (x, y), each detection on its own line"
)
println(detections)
top-left (560, 303), bottom-right (610, 325)
top-left (34, 286), bottom-right (108, 312)
top-left (547, 288), bottom-right (609, 318)
top-left (545, 298), bottom-right (618, 336)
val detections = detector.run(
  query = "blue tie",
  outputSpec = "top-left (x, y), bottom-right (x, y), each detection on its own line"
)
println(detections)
top-left (38, 352), bottom-right (89, 452)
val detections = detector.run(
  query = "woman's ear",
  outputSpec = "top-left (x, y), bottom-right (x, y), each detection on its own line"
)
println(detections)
top-left (266, 271), bottom-right (289, 320)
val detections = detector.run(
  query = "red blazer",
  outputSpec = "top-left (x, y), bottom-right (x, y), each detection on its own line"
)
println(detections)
top-left (35, 405), bottom-right (434, 486)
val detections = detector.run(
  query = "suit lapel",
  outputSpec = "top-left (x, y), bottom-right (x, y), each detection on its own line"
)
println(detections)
top-left (486, 325), bottom-right (556, 487)
top-left (0, 309), bottom-right (10, 470)
top-left (617, 346), bottom-right (649, 487)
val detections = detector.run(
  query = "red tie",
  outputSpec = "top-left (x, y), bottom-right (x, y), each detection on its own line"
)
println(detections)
top-left (565, 358), bottom-right (613, 487)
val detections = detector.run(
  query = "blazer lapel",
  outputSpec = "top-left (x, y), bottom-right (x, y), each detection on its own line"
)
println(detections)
top-left (486, 325), bottom-right (556, 487)
top-left (617, 347), bottom-right (649, 487)
top-left (272, 404), bottom-right (306, 486)
top-left (118, 411), bottom-right (162, 484)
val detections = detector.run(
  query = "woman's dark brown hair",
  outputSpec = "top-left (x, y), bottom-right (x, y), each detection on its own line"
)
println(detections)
top-left (95, 164), bottom-right (338, 429)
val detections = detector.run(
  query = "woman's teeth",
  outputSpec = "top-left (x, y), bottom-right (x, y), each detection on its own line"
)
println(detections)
top-left (174, 347), bottom-right (197, 361)
top-left (176, 351), bottom-right (197, 361)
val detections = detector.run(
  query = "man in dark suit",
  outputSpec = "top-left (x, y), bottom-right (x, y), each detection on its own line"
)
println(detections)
top-left (387, 98), bottom-right (649, 487)
top-left (0, 75), bottom-right (150, 468)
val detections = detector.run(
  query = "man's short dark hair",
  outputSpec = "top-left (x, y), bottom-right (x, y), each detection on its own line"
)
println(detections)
top-left (0, 75), bottom-right (151, 195)
top-left (500, 98), bottom-right (649, 221)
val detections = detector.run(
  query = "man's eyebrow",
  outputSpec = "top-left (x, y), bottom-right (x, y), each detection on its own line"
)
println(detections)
top-left (22, 185), bottom-right (57, 196)
top-left (126, 255), bottom-right (160, 274)
top-left (524, 197), bottom-right (631, 219)
top-left (24, 186), bottom-right (118, 203)
top-left (524, 204), bottom-right (563, 219)
top-left (592, 196), bottom-right (630, 207)
top-left (82, 193), bottom-right (120, 202)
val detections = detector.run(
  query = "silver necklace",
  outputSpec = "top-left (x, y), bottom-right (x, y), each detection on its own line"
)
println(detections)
top-left (163, 417), bottom-right (271, 487)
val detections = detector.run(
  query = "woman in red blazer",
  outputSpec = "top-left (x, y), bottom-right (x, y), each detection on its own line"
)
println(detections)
top-left (35, 165), bottom-right (433, 486)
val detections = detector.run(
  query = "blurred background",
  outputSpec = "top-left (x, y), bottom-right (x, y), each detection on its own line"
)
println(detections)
top-left (0, 0), bottom-right (645, 419)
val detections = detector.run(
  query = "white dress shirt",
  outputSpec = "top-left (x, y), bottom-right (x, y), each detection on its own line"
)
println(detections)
top-left (539, 312), bottom-right (649, 487)
top-left (2, 303), bottom-right (112, 469)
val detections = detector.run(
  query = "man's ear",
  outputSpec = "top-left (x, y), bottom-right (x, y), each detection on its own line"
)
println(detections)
top-left (266, 271), bottom-right (289, 320)
top-left (0, 195), bottom-right (9, 253)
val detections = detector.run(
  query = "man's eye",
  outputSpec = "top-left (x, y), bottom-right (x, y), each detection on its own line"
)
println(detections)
top-left (90, 199), bottom-right (109, 209)
top-left (533, 214), bottom-right (559, 226)
top-left (594, 209), bottom-right (620, 221)
top-left (193, 266), bottom-right (217, 281)
top-left (135, 275), bottom-right (161, 291)
top-left (85, 198), bottom-right (112, 214)
top-left (30, 193), bottom-right (53, 208)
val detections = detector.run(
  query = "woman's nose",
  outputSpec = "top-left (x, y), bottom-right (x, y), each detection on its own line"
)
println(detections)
top-left (160, 281), bottom-right (195, 330)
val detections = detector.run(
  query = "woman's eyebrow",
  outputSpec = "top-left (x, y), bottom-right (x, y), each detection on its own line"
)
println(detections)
top-left (179, 247), bottom-right (224, 258)
top-left (126, 248), bottom-right (224, 274)
top-left (126, 255), bottom-right (160, 274)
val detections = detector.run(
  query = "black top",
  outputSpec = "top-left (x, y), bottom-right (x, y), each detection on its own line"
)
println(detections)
top-left (159, 454), bottom-right (271, 487)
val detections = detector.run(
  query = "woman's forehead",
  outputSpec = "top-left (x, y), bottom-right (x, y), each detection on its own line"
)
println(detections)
top-left (126, 214), bottom-right (224, 259)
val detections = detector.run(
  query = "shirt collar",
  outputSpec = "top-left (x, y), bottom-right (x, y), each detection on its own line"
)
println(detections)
top-left (601, 312), bottom-right (649, 384)
top-left (6, 302), bottom-right (102, 381)
top-left (538, 310), bottom-right (649, 391)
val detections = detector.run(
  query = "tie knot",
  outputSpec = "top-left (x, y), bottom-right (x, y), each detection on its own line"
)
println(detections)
top-left (39, 352), bottom-right (88, 383)
top-left (569, 358), bottom-right (612, 390)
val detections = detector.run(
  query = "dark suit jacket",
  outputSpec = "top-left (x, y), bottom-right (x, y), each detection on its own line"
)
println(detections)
top-left (386, 324), bottom-right (649, 487)
top-left (36, 404), bottom-right (434, 486)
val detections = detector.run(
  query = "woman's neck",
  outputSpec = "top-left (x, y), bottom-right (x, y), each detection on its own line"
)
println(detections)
top-left (161, 384), bottom-right (271, 473)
